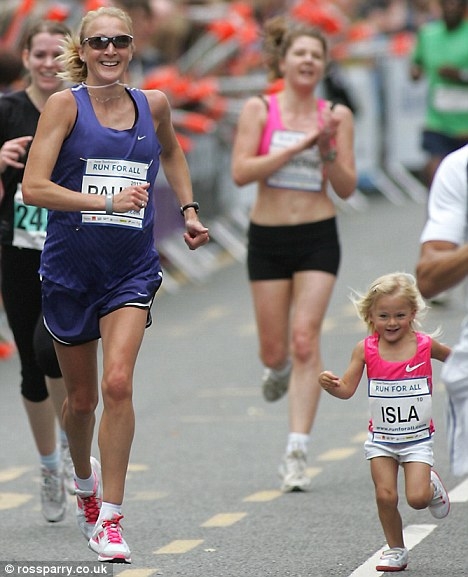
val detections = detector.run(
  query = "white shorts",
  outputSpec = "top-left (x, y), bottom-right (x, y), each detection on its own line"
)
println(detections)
top-left (364, 433), bottom-right (434, 466)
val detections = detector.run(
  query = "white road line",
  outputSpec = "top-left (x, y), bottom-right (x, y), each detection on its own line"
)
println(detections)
top-left (448, 477), bottom-right (468, 503)
top-left (348, 524), bottom-right (437, 577)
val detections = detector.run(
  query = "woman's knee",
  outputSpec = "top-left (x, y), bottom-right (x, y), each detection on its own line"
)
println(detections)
top-left (102, 367), bottom-right (133, 405)
top-left (291, 326), bottom-right (319, 364)
top-left (66, 390), bottom-right (98, 416)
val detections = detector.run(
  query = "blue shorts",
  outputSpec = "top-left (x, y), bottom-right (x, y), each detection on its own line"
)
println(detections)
top-left (42, 271), bottom-right (163, 346)
top-left (364, 433), bottom-right (434, 466)
top-left (422, 130), bottom-right (468, 157)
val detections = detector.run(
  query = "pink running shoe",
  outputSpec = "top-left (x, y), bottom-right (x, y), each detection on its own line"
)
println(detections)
top-left (89, 514), bottom-right (131, 563)
top-left (75, 457), bottom-right (102, 540)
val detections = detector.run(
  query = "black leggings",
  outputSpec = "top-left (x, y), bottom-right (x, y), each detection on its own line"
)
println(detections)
top-left (1, 245), bottom-right (61, 402)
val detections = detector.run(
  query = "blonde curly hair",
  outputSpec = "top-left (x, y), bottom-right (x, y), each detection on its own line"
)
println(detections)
top-left (351, 272), bottom-right (429, 334)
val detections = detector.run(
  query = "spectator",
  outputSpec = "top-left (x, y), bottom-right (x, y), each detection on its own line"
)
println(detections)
top-left (410, 0), bottom-right (468, 188)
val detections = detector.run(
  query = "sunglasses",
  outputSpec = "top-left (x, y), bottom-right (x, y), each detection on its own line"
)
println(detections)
top-left (82, 35), bottom-right (133, 50)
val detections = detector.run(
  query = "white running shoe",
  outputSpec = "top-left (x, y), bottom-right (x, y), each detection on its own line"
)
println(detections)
top-left (376, 547), bottom-right (408, 572)
top-left (278, 448), bottom-right (311, 492)
top-left (428, 470), bottom-right (450, 519)
top-left (61, 443), bottom-right (75, 495)
top-left (40, 465), bottom-right (67, 522)
top-left (262, 364), bottom-right (291, 402)
top-left (75, 457), bottom-right (102, 540)
top-left (89, 514), bottom-right (131, 563)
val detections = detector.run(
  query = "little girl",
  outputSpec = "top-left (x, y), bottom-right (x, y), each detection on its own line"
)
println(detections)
top-left (319, 272), bottom-right (451, 572)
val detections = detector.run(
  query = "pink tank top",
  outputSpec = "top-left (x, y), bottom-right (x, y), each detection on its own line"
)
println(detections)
top-left (257, 93), bottom-right (328, 155)
top-left (365, 332), bottom-right (435, 443)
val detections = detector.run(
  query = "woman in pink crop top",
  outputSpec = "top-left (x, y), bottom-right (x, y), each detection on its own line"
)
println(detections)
top-left (231, 15), bottom-right (356, 493)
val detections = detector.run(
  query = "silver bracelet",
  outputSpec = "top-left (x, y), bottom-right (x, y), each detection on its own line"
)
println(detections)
top-left (105, 194), bottom-right (113, 214)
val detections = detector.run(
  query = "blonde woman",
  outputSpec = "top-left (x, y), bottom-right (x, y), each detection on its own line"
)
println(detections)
top-left (23, 6), bottom-right (208, 563)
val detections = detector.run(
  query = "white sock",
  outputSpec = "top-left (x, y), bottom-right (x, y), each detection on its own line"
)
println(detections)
top-left (40, 447), bottom-right (60, 471)
top-left (97, 502), bottom-right (122, 525)
top-left (270, 358), bottom-right (292, 378)
top-left (75, 470), bottom-right (95, 493)
top-left (286, 432), bottom-right (309, 454)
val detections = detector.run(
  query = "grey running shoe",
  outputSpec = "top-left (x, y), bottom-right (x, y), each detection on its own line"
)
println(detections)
top-left (376, 547), bottom-right (408, 572)
top-left (262, 364), bottom-right (291, 402)
top-left (89, 513), bottom-right (131, 563)
top-left (278, 448), bottom-right (311, 492)
top-left (40, 465), bottom-right (66, 522)
top-left (75, 457), bottom-right (102, 540)
top-left (429, 470), bottom-right (450, 519)
top-left (61, 443), bottom-right (76, 495)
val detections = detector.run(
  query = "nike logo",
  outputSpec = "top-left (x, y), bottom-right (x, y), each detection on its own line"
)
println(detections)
top-left (406, 362), bottom-right (425, 373)
top-left (137, 135), bottom-right (146, 140)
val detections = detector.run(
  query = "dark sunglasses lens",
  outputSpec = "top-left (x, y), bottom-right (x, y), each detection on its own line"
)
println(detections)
top-left (113, 35), bottom-right (132, 48)
top-left (87, 36), bottom-right (132, 49)
top-left (88, 37), bottom-right (109, 49)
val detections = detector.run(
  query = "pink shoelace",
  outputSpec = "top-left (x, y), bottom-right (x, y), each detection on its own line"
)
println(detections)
top-left (82, 494), bottom-right (101, 524)
top-left (101, 515), bottom-right (124, 543)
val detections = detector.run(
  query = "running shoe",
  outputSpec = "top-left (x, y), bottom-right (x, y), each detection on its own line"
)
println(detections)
top-left (428, 470), bottom-right (450, 519)
top-left (40, 465), bottom-right (67, 522)
top-left (75, 457), bottom-right (102, 540)
top-left (89, 513), bottom-right (131, 563)
top-left (61, 443), bottom-right (75, 495)
top-left (262, 364), bottom-right (291, 402)
top-left (278, 448), bottom-right (311, 492)
top-left (376, 547), bottom-right (408, 572)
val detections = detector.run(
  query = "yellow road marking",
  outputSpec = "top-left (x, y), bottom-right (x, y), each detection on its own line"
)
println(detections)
top-left (0, 493), bottom-right (33, 510)
top-left (0, 467), bottom-right (31, 482)
top-left (317, 447), bottom-right (357, 461)
top-left (352, 431), bottom-right (368, 443)
top-left (127, 463), bottom-right (149, 472)
top-left (126, 490), bottom-right (169, 501)
top-left (305, 466), bottom-right (323, 478)
top-left (154, 540), bottom-right (204, 554)
top-left (117, 570), bottom-right (159, 577)
top-left (243, 490), bottom-right (282, 502)
top-left (202, 306), bottom-right (230, 320)
top-left (201, 512), bottom-right (247, 527)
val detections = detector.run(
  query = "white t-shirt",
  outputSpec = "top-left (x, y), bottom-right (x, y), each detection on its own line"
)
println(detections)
top-left (420, 144), bottom-right (468, 248)
top-left (421, 143), bottom-right (468, 332)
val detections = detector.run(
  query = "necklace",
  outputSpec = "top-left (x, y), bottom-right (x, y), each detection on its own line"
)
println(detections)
top-left (88, 91), bottom-right (123, 103)
top-left (82, 81), bottom-right (126, 103)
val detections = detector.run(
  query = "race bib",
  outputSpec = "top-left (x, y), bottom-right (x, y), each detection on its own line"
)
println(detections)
top-left (369, 377), bottom-right (432, 444)
top-left (267, 130), bottom-right (323, 192)
top-left (433, 86), bottom-right (468, 112)
top-left (81, 158), bottom-right (149, 229)
top-left (13, 184), bottom-right (47, 250)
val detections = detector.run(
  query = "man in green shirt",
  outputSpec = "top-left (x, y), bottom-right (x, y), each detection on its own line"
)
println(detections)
top-left (411, 0), bottom-right (468, 187)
